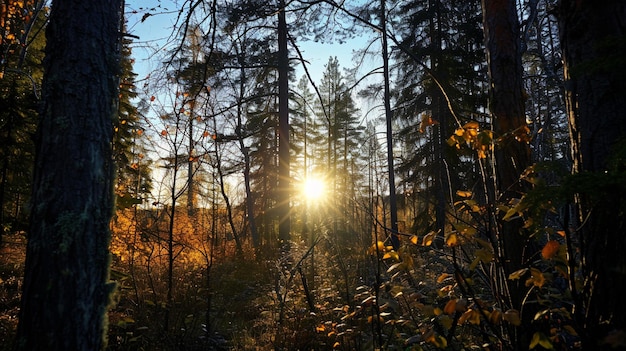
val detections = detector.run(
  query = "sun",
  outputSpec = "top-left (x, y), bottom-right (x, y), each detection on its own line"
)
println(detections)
top-left (302, 177), bottom-right (326, 201)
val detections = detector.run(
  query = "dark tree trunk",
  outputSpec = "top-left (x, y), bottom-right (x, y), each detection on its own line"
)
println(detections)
top-left (482, 0), bottom-right (531, 198)
top-left (277, 0), bottom-right (291, 248)
top-left (15, 1), bottom-right (121, 350)
top-left (482, 0), bottom-right (531, 349)
top-left (381, 0), bottom-right (400, 250)
top-left (558, 1), bottom-right (626, 348)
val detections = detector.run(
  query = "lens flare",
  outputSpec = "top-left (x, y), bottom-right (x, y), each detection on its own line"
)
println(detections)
top-left (302, 177), bottom-right (325, 200)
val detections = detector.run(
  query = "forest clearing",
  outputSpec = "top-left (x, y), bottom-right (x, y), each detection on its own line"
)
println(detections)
top-left (1, 0), bottom-right (626, 350)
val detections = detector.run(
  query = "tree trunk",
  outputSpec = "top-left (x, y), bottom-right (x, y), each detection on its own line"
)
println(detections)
top-left (482, 0), bottom-right (531, 348)
top-left (558, 1), bottom-right (626, 347)
top-left (15, 1), bottom-right (121, 350)
top-left (277, 0), bottom-right (291, 248)
top-left (381, 0), bottom-right (400, 250)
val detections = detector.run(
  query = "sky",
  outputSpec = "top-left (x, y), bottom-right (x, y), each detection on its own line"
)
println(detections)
top-left (124, 0), bottom-right (379, 91)
top-left (123, 1), bottom-right (385, 204)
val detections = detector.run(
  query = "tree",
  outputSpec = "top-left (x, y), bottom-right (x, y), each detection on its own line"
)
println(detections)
top-left (481, 0), bottom-right (532, 348)
top-left (277, 0), bottom-right (291, 248)
top-left (15, 0), bottom-right (122, 350)
top-left (558, 1), bottom-right (626, 348)
top-left (114, 30), bottom-right (152, 211)
top-left (0, 0), bottom-right (46, 242)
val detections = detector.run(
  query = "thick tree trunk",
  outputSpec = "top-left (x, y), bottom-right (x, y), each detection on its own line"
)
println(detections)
top-left (482, 0), bottom-right (531, 349)
top-left (558, 1), bottom-right (626, 348)
top-left (15, 1), bottom-right (121, 350)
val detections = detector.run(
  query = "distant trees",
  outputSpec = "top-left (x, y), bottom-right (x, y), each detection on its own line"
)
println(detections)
top-left (15, 0), bottom-right (122, 350)
top-left (0, 0), bottom-right (46, 242)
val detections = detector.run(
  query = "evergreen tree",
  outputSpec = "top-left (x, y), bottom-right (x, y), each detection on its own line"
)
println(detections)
top-left (114, 31), bottom-right (152, 210)
top-left (390, 0), bottom-right (487, 238)
top-left (0, 1), bottom-right (46, 239)
top-left (314, 56), bottom-right (364, 236)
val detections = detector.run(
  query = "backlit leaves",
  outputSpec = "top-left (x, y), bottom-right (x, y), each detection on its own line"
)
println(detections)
top-left (447, 121), bottom-right (493, 158)
top-left (541, 240), bottom-right (560, 260)
top-left (422, 231), bottom-right (437, 246)
top-left (419, 113), bottom-right (439, 133)
top-left (526, 267), bottom-right (546, 288)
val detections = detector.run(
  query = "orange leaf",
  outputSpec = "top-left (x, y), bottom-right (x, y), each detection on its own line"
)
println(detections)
top-left (150, 95), bottom-right (156, 101)
top-left (437, 273), bottom-right (452, 283)
top-left (541, 240), bottom-right (560, 260)
top-left (444, 299), bottom-right (457, 315)
top-left (410, 235), bottom-right (419, 245)
top-left (422, 231), bottom-right (437, 246)
top-left (456, 190), bottom-right (472, 198)
top-left (446, 233), bottom-right (459, 247)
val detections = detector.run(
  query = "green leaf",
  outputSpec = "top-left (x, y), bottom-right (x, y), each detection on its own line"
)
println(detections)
top-left (530, 332), bottom-right (553, 349)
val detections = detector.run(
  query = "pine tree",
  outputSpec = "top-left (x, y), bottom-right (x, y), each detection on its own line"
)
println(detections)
top-left (114, 30), bottom-right (152, 210)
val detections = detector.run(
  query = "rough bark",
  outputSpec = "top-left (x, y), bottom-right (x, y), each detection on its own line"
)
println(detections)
top-left (481, 1), bottom-right (531, 348)
top-left (14, 1), bottom-right (121, 350)
top-left (558, 1), bottom-right (626, 347)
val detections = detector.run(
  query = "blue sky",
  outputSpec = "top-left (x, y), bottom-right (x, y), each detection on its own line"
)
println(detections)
top-left (124, 1), bottom-right (378, 88)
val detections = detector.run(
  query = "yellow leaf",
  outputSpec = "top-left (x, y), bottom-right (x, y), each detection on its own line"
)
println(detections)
top-left (456, 190), bottom-right (472, 198)
top-left (333, 342), bottom-right (340, 348)
top-left (463, 121), bottom-right (480, 130)
top-left (525, 267), bottom-right (546, 288)
top-left (445, 233), bottom-right (459, 247)
top-left (369, 241), bottom-right (386, 254)
top-left (422, 231), bottom-right (437, 246)
top-left (383, 251), bottom-right (400, 261)
top-left (508, 268), bottom-right (528, 280)
top-left (541, 240), bottom-right (560, 260)
top-left (437, 273), bottom-right (452, 283)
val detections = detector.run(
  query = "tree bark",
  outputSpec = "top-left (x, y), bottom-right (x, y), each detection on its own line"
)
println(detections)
top-left (481, 1), bottom-right (531, 348)
top-left (277, 0), bottom-right (291, 248)
top-left (15, 1), bottom-right (121, 350)
top-left (558, 1), bottom-right (626, 347)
